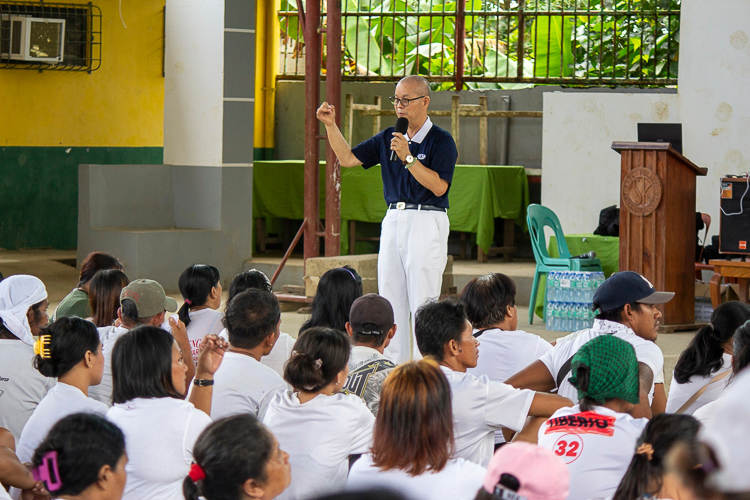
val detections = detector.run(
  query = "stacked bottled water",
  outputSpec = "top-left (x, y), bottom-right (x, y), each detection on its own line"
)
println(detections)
top-left (545, 271), bottom-right (605, 332)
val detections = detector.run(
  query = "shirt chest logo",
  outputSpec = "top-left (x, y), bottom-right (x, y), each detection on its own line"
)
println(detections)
top-left (417, 154), bottom-right (426, 160)
top-left (544, 411), bottom-right (616, 436)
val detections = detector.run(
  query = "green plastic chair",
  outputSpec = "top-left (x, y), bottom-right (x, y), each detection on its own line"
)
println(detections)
top-left (527, 204), bottom-right (603, 324)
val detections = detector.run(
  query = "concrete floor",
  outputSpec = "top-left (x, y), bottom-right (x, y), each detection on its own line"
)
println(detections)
top-left (0, 249), bottom-right (695, 392)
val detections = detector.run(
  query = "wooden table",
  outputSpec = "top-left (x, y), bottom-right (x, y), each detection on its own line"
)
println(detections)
top-left (709, 260), bottom-right (750, 308)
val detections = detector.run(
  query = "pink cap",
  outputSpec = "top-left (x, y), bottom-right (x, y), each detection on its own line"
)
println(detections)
top-left (483, 443), bottom-right (569, 500)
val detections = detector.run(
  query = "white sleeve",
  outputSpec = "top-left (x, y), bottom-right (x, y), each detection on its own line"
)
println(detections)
top-left (538, 346), bottom-right (559, 379)
top-left (483, 380), bottom-right (535, 432)
top-left (634, 341), bottom-right (664, 383)
top-left (535, 337), bottom-right (554, 359)
top-left (348, 401), bottom-right (376, 455)
top-left (183, 408), bottom-right (213, 463)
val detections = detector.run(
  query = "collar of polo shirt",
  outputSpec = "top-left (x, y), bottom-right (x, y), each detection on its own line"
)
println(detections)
top-left (404, 116), bottom-right (433, 144)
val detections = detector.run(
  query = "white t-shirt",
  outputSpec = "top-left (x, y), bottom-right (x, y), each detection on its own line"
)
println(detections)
top-left (537, 405), bottom-right (647, 500)
top-left (219, 328), bottom-right (295, 378)
top-left (347, 453), bottom-right (486, 500)
top-left (0, 484), bottom-right (10, 500)
top-left (262, 390), bottom-right (375, 500)
top-left (16, 383), bottom-right (108, 463)
top-left (208, 352), bottom-right (287, 420)
top-left (665, 353), bottom-right (732, 415)
top-left (440, 366), bottom-right (535, 466)
top-left (89, 325), bottom-right (130, 406)
top-left (0, 340), bottom-right (55, 442)
top-left (186, 308), bottom-right (225, 364)
top-left (107, 397), bottom-right (212, 500)
top-left (539, 319), bottom-right (664, 403)
top-left (692, 397), bottom-right (722, 426)
top-left (469, 328), bottom-right (552, 382)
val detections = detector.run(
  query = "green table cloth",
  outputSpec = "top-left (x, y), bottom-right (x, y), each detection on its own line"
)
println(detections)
top-left (253, 161), bottom-right (530, 255)
top-left (534, 233), bottom-right (620, 319)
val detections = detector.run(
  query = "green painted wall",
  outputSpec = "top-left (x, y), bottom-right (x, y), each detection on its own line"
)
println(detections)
top-left (0, 147), bottom-right (163, 250)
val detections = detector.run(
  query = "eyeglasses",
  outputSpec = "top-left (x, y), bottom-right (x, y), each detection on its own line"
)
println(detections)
top-left (389, 96), bottom-right (426, 107)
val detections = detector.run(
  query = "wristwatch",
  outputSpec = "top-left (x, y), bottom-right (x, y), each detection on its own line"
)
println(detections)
top-left (404, 155), bottom-right (417, 169)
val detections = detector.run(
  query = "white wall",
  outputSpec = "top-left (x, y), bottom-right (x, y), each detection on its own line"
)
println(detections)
top-left (542, 0), bottom-right (750, 238)
top-left (542, 92), bottom-right (681, 234)
top-left (164, 0), bottom-right (225, 167)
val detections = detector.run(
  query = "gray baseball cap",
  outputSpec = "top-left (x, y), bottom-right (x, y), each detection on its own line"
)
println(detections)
top-left (120, 279), bottom-right (178, 317)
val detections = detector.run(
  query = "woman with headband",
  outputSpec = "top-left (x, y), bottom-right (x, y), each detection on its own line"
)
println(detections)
top-left (262, 327), bottom-right (374, 500)
top-left (537, 334), bottom-right (649, 500)
top-left (29, 413), bottom-right (127, 500)
top-left (183, 414), bottom-right (291, 500)
top-left (0, 275), bottom-right (53, 442)
top-left (15, 317), bottom-right (107, 466)
top-left (300, 267), bottom-right (362, 334)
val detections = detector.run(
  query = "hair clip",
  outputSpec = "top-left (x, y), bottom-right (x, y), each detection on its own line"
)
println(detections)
top-left (188, 463), bottom-right (206, 482)
top-left (32, 451), bottom-right (63, 492)
top-left (185, 299), bottom-right (192, 306)
top-left (303, 384), bottom-right (316, 391)
top-left (33, 335), bottom-right (52, 359)
top-left (636, 443), bottom-right (655, 460)
top-left (314, 359), bottom-right (323, 369)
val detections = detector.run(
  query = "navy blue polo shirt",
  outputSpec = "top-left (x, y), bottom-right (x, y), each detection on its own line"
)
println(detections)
top-left (350, 121), bottom-right (457, 208)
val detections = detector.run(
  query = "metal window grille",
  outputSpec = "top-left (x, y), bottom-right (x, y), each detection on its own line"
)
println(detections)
top-left (278, 0), bottom-right (679, 88)
top-left (0, 1), bottom-right (102, 72)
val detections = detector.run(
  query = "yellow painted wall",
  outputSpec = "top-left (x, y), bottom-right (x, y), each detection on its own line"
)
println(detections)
top-left (0, 0), bottom-right (165, 147)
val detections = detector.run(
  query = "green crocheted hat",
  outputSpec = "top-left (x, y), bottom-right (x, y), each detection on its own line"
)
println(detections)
top-left (569, 334), bottom-right (640, 405)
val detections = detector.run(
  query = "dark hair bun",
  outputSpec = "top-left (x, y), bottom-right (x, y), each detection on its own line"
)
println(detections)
top-left (283, 327), bottom-right (350, 392)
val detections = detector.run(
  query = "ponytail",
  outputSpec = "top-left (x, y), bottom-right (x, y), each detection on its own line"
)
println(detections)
top-left (613, 414), bottom-right (700, 500)
top-left (182, 476), bottom-right (201, 500)
top-left (673, 301), bottom-right (750, 384)
top-left (33, 317), bottom-right (100, 378)
top-left (177, 265), bottom-right (221, 327)
top-left (732, 320), bottom-right (750, 376)
top-left (284, 327), bottom-right (350, 392)
top-left (573, 365), bottom-right (597, 412)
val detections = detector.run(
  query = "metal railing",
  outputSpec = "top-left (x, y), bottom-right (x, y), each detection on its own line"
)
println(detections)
top-left (278, 0), bottom-right (679, 88)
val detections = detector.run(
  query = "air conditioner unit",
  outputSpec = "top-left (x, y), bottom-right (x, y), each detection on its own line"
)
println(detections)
top-left (7, 16), bottom-right (65, 63)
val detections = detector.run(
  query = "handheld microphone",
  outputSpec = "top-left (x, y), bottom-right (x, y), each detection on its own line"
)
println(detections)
top-left (571, 251), bottom-right (597, 259)
top-left (390, 117), bottom-right (409, 162)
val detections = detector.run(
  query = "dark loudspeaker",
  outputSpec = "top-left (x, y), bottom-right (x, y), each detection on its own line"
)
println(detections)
top-left (719, 176), bottom-right (750, 255)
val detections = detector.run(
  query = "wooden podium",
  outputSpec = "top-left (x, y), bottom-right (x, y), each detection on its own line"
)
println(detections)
top-left (611, 142), bottom-right (708, 330)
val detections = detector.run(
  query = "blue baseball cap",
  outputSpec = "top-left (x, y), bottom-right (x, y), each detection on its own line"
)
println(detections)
top-left (592, 271), bottom-right (674, 313)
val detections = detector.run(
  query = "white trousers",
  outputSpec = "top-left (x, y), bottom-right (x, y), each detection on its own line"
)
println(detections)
top-left (379, 208), bottom-right (450, 363)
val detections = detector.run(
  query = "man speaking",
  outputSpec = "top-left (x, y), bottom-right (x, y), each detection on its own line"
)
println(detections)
top-left (316, 75), bottom-right (458, 362)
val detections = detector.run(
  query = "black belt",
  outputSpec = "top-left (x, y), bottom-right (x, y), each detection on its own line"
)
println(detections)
top-left (388, 202), bottom-right (446, 212)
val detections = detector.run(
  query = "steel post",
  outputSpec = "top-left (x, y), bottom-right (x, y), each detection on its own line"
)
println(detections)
top-left (325, 0), bottom-right (342, 256)
top-left (302, 0), bottom-right (321, 260)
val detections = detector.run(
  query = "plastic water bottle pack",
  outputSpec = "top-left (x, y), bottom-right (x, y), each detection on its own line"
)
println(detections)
top-left (545, 271), bottom-right (605, 332)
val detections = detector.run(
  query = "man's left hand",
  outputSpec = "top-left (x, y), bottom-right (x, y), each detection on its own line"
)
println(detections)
top-left (390, 133), bottom-right (411, 162)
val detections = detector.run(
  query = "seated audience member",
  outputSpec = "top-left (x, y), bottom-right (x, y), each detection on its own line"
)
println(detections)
top-left (507, 271), bottom-right (673, 418)
top-left (107, 327), bottom-right (226, 500)
top-left (461, 273), bottom-right (552, 445)
top-left (53, 251), bottom-right (123, 321)
top-left (89, 279), bottom-right (188, 405)
top-left (415, 299), bottom-right (571, 467)
top-left (474, 442), bottom-right (569, 500)
top-left (178, 264), bottom-right (225, 364)
top-left (183, 414), bottom-right (290, 500)
top-left (347, 359), bottom-right (486, 500)
top-left (299, 267), bottom-right (362, 334)
top-left (694, 367), bottom-right (750, 498)
top-left (462, 274), bottom-right (552, 382)
top-left (0, 275), bottom-right (54, 441)
top-left (0, 428), bottom-right (45, 500)
top-left (667, 301), bottom-right (750, 414)
top-left (88, 269), bottom-right (130, 327)
top-left (340, 294), bottom-right (397, 415)
top-left (210, 289), bottom-right (286, 420)
top-left (15, 317), bottom-right (108, 464)
top-left (223, 269), bottom-right (294, 377)
top-left (613, 414), bottom-right (701, 500)
top-left (262, 327), bottom-right (374, 500)
top-left (693, 319), bottom-right (750, 425)
top-left (537, 335), bottom-right (648, 500)
top-left (30, 413), bottom-right (127, 500)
